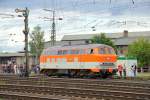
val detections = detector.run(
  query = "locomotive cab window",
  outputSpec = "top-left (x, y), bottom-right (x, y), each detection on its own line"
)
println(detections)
top-left (109, 48), bottom-right (115, 54)
top-left (62, 50), bottom-right (68, 54)
top-left (71, 50), bottom-right (79, 54)
top-left (58, 50), bottom-right (63, 55)
top-left (86, 49), bottom-right (91, 54)
top-left (103, 47), bottom-right (115, 54)
top-left (99, 48), bottom-right (105, 54)
top-left (104, 47), bottom-right (109, 54)
top-left (90, 49), bottom-right (94, 54)
top-left (79, 49), bottom-right (84, 54)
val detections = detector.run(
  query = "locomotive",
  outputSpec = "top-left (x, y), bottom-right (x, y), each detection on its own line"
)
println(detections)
top-left (40, 44), bottom-right (117, 78)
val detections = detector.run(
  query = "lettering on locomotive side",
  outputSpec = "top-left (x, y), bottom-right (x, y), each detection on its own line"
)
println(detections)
top-left (100, 62), bottom-right (114, 66)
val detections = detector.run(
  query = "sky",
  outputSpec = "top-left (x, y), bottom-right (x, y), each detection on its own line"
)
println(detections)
top-left (0, 0), bottom-right (150, 52)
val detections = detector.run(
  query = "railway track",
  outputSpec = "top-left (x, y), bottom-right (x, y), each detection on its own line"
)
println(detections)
top-left (0, 75), bottom-right (150, 100)
top-left (0, 91), bottom-right (69, 100)
top-left (0, 84), bottom-right (149, 100)
top-left (2, 77), bottom-right (150, 88)
top-left (0, 74), bottom-right (150, 85)
top-left (1, 79), bottom-right (150, 93)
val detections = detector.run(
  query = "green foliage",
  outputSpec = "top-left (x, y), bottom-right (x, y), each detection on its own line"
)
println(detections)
top-left (91, 33), bottom-right (116, 50)
top-left (29, 26), bottom-right (45, 64)
top-left (127, 38), bottom-right (150, 67)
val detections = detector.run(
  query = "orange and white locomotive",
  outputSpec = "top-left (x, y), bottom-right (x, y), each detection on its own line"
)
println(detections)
top-left (40, 44), bottom-right (117, 78)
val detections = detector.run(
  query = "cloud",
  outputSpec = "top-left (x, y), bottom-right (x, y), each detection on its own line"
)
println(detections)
top-left (0, 0), bottom-right (150, 52)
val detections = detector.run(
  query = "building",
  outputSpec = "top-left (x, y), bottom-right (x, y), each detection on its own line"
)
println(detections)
top-left (44, 30), bottom-right (150, 56)
top-left (0, 52), bottom-right (34, 73)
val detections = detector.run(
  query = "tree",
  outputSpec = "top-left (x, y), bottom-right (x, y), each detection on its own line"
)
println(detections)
top-left (127, 38), bottom-right (150, 68)
top-left (91, 33), bottom-right (116, 50)
top-left (29, 26), bottom-right (45, 64)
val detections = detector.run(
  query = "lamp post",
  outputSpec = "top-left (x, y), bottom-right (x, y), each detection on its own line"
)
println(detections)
top-left (15, 7), bottom-right (29, 77)
top-left (43, 9), bottom-right (62, 46)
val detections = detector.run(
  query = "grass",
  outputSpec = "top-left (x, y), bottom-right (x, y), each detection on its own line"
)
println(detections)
top-left (112, 72), bottom-right (150, 80)
top-left (137, 72), bottom-right (150, 80)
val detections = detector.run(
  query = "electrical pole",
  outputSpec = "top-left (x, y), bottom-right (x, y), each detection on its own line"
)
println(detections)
top-left (51, 11), bottom-right (56, 46)
top-left (43, 9), bottom-right (62, 46)
top-left (15, 7), bottom-right (29, 77)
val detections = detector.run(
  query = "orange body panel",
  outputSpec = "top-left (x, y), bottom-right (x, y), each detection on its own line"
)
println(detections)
top-left (40, 54), bottom-right (117, 63)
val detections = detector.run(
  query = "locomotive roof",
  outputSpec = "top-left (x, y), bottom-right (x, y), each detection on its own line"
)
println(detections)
top-left (45, 44), bottom-right (112, 51)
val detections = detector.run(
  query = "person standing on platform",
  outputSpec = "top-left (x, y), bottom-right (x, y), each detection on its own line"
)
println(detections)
top-left (13, 63), bottom-right (17, 75)
top-left (123, 64), bottom-right (126, 79)
top-left (118, 64), bottom-right (123, 78)
top-left (132, 64), bottom-right (137, 77)
top-left (36, 64), bottom-right (40, 74)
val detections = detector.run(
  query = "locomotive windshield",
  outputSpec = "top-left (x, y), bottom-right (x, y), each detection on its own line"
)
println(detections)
top-left (99, 47), bottom-right (115, 54)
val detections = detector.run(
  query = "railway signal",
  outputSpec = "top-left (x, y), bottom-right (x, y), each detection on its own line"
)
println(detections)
top-left (15, 7), bottom-right (29, 77)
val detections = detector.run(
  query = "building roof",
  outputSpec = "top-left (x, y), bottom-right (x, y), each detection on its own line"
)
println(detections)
top-left (114, 36), bottom-right (150, 45)
top-left (0, 53), bottom-right (32, 57)
top-left (61, 31), bottom-right (150, 41)
top-left (61, 33), bottom-right (121, 41)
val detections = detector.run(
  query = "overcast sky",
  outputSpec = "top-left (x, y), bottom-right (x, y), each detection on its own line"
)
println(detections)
top-left (0, 0), bottom-right (150, 52)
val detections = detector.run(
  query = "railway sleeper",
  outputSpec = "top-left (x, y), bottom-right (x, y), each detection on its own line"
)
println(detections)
top-left (0, 91), bottom-right (68, 100)
top-left (61, 87), bottom-right (150, 99)
top-left (0, 83), bottom-right (150, 99)
top-left (3, 79), bottom-right (150, 89)
top-left (2, 84), bottom-right (150, 100)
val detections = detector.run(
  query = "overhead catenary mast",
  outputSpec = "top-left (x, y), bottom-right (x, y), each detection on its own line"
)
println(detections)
top-left (43, 9), bottom-right (62, 46)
